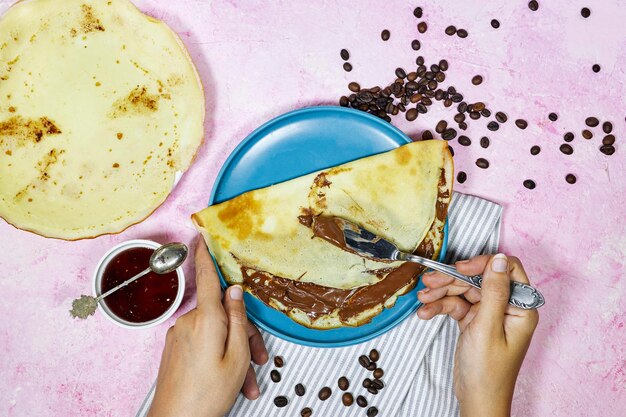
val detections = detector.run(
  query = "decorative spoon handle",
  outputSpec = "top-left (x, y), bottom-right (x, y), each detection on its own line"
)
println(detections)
top-left (96, 267), bottom-right (151, 301)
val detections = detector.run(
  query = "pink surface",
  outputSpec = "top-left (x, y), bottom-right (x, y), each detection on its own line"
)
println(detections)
top-left (1, 1), bottom-right (625, 416)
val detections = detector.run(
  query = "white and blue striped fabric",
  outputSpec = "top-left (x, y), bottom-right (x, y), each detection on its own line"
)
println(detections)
top-left (136, 192), bottom-right (502, 417)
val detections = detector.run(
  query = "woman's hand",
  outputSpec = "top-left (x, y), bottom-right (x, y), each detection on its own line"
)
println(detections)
top-left (417, 254), bottom-right (539, 417)
top-left (148, 238), bottom-right (268, 417)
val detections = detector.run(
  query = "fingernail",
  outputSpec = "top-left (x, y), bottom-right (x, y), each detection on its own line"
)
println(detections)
top-left (420, 287), bottom-right (430, 293)
top-left (492, 253), bottom-right (508, 273)
top-left (230, 285), bottom-right (243, 300)
top-left (423, 270), bottom-right (435, 276)
top-left (456, 259), bottom-right (470, 264)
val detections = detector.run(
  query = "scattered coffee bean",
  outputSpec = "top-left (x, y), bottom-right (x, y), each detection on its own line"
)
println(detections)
top-left (487, 121), bottom-right (500, 131)
top-left (480, 136), bottom-right (490, 148)
top-left (581, 7), bottom-right (591, 18)
top-left (411, 39), bottom-right (421, 50)
top-left (407, 71), bottom-right (418, 81)
top-left (495, 111), bottom-right (508, 123)
top-left (343, 62), bottom-right (352, 72)
top-left (348, 82), bottom-right (360, 92)
top-left (476, 158), bottom-right (489, 169)
top-left (363, 378), bottom-right (372, 388)
top-left (548, 112), bottom-right (558, 121)
top-left (457, 29), bottom-right (468, 38)
top-left (565, 174), bottom-right (577, 184)
top-left (459, 121), bottom-right (468, 130)
top-left (515, 119), bottom-right (528, 129)
top-left (436, 120), bottom-right (448, 134)
top-left (301, 408), bottom-right (312, 417)
top-left (340, 49), bottom-right (349, 61)
top-left (563, 132), bottom-right (574, 142)
top-left (491, 19), bottom-right (500, 28)
top-left (471, 75), bottom-right (483, 85)
top-left (318, 387), bottom-right (332, 401)
top-left (458, 135), bottom-right (471, 146)
top-left (367, 386), bottom-right (379, 395)
top-left (367, 362), bottom-right (377, 371)
top-left (339, 96), bottom-right (349, 107)
top-left (381, 29), bottom-right (390, 41)
top-left (457, 171), bottom-right (467, 183)
top-left (418, 22), bottom-right (428, 33)
top-left (416, 56), bottom-right (425, 66)
top-left (274, 356), bottom-right (284, 368)
top-left (274, 396), bottom-right (288, 408)
top-left (406, 108), bottom-right (418, 121)
top-left (592, 64), bottom-right (601, 73)
top-left (338, 376), bottom-right (349, 391)
top-left (295, 383), bottom-right (306, 396)
top-left (395, 67), bottom-right (406, 79)
top-left (473, 102), bottom-right (486, 111)
top-left (600, 144), bottom-right (615, 155)
top-left (372, 379), bottom-right (385, 390)
top-left (271, 370), bottom-right (281, 383)
top-left (448, 145), bottom-right (455, 156)
top-left (528, 0), bottom-right (539, 11)
top-left (373, 368), bottom-right (384, 379)
top-left (582, 129), bottom-right (593, 139)
top-left (481, 108), bottom-right (491, 117)
top-left (469, 111), bottom-right (480, 120)
top-left (359, 355), bottom-right (370, 369)
top-left (442, 128), bottom-right (457, 140)
top-left (357, 395), bottom-right (368, 408)
top-left (367, 407), bottom-right (379, 417)
top-left (585, 117), bottom-right (599, 127)
top-left (602, 121), bottom-right (613, 134)
top-left (603, 135), bottom-right (615, 145)
top-left (445, 25), bottom-right (457, 36)
top-left (341, 392), bottom-right (354, 406)
top-left (422, 130), bottom-right (434, 140)
top-left (439, 59), bottom-right (449, 71)
top-left (530, 145), bottom-right (541, 155)
top-left (457, 102), bottom-right (468, 113)
top-left (523, 179), bottom-right (536, 189)
top-left (560, 143), bottom-right (573, 155)
top-left (414, 7), bottom-right (423, 18)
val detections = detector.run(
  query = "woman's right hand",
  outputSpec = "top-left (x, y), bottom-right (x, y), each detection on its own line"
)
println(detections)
top-left (417, 254), bottom-right (539, 417)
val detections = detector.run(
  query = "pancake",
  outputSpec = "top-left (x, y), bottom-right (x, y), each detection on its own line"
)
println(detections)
top-left (192, 140), bottom-right (453, 329)
top-left (0, 0), bottom-right (204, 239)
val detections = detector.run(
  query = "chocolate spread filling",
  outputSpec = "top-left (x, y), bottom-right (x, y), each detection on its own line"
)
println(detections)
top-left (241, 169), bottom-right (449, 324)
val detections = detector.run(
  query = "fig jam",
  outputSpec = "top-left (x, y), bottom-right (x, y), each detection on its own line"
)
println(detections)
top-left (101, 247), bottom-right (179, 323)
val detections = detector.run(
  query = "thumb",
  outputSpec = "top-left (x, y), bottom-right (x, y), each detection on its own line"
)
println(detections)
top-left (476, 253), bottom-right (510, 331)
top-left (222, 285), bottom-right (251, 361)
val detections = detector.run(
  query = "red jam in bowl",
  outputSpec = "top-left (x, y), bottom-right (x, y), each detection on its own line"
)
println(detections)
top-left (101, 247), bottom-right (179, 323)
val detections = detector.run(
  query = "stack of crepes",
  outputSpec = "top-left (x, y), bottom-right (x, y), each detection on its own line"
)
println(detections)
top-left (192, 140), bottom-right (453, 329)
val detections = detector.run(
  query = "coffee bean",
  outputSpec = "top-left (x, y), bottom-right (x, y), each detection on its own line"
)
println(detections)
top-left (381, 29), bottom-right (390, 41)
top-left (530, 145), bottom-right (541, 155)
top-left (445, 25), bottom-right (457, 36)
top-left (357, 395), bottom-right (368, 407)
top-left (373, 368), bottom-right (384, 379)
top-left (451, 93), bottom-right (463, 103)
top-left (406, 108), bottom-right (418, 121)
top-left (367, 362), bottom-right (377, 371)
top-left (422, 130), bottom-right (433, 140)
top-left (447, 86), bottom-right (456, 94)
top-left (318, 387), bottom-right (332, 401)
top-left (416, 56), bottom-right (425, 66)
top-left (338, 376), bottom-right (349, 391)
top-left (444, 99), bottom-right (453, 107)
top-left (585, 117), bottom-right (599, 127)
top-left (582, 129), bottom-right (593, 139)
top-left (592, 64), bottom-right (601, 73)
top-left (471, 75), bottom-right (483, 85)
top-left (340, 49), bottom-right (349, 61)
top-left (367, 407), bottom-right (379, 417)
top-left (414, 7), bottom-right (423, 18)
top-left (411, 39), bottom-right (421, 51)
top-left (600, 144), bottom-right (615, 155)
top-left (458, 122), bottom-right (468, 130)
top-left (368, 386), bottom-right (379, 395)
top-left (448, 145), bottom-right (455, 156)
top-left (476, 158), bottom-right (489, 169)
top-left (274, 396), bottom-right (288, 407)
top-left (523, 179), bottom-right (536, 189)
top-left (363, 378), bottom-right (372, 388)
top-left (563, 132), bottom-right (574, 142)
top-left (469, 111), bottom-right (480, 120)
top-left (407, 72), bottom-right (418, 82)
top-left (487, 121), bottom-right (500, 131)
top-left (515, 119), bottom-right (528, 129)
top-left (301, 408), bottom-right (312, 417)
top-left (603, 135), bottom-right (615, 145)
top-left (457, 171), bottom-right (467, 183)
top-left (372, 379), bottom-right (385, 390)
top-left (418, 22), bottom-right (428, 33)
top-left (359, 355), bottom-right (370, 368)
top-left (560, 143), bottom-right (573, 155)
top-left (435, 72), bottom-right (446, 82)
top-left (458, 135), bottom-right (471, 146)
top-left (338, 392), bottom-right (353, 406)
top-left (581, 7), bottom-right (591, 18)
top-left (481, 108), bottom-right (491, 117)
top-left (416, 103), bottom-right (428, 113)
top-left (602, 121), bottom-right (613, 134)
top-left (295, 383), bottom-right (306, 396)
top-left (436, 120), bottom-right (448, 133)
top-left (271, 370), bottom-right (281, 383)
top-left (369, 349), bottom-right (380, 362)
top-left (348, 82), bottom-right (360, 92)
top-left (427, 80), bottom-right (438, 90)
top-left (548, 112), bottom-right (558, 121)
top-left (457, 102), bottom-right (468, 113)
top-left (473, 102), bottom-right (486, 111)
top-left (565, 174), bottom-right (577, 184)
top-left (339, 96), bottom-right (349, 107)
top-left (439, 59), bottom-right (449, 71)
top-left (343, 62), bottom-right (352, 72)
top-left (395, 67), bottom-right (407, 79)
top-left (495, 111), bottom-right (508, 123)
top-left (442, 128), bottom-right (457, 140)
top-left (528, 1), bottom-right (539, 11)
top-left (491, 19), bottom-right (500, 28)
top-left (457, 29), bottom-right (468, 38)
top-left (480, 136), bottom-right (490, 148)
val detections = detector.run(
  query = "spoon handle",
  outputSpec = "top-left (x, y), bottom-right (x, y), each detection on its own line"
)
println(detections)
top-left (96, 267), bottom-right (151, 301)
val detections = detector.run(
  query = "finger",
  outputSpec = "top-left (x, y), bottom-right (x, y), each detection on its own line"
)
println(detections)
top-left (422, 272), bottom-right (473, 295)
top-left (194, 236), bottom-right (223, 310)
top-left (241, 365), bottom-right (260, 400)
top-left (475, 254), bottom-right (510, 331)
top-left (223, 285), bottom-right (251, 361)
top-left (417, 296), bottom-right (472, 321)
top-left (418, 280), bottom-right (481, 303)
top-left (463, 287), bottom-right (482, 304)
top-left (458, 303), bottom-right (480, 332)
top-left (508, 256), bottom-right (530, 284)
top-left (455, 255), bottom-right (492, 275)
top-left (247, 322), bottom-right (268, 365)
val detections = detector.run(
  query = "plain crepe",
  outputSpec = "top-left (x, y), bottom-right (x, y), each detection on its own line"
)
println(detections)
top-left (193, 140), bottom-right (453, 329)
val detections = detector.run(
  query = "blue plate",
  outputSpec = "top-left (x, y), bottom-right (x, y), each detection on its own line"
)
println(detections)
top-left (209, 106), bottom-right (448, 348)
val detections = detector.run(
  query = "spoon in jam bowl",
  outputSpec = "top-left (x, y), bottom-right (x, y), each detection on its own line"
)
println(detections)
top-left (70, 242), bottom-right (188, 319)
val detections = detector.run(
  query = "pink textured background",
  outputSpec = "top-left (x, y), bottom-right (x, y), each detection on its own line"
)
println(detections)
top-left (1, 1), bottom-right (625, 416)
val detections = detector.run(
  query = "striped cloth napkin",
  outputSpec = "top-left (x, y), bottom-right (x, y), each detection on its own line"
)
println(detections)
top-left (135, 192), bottom-right (502, 417)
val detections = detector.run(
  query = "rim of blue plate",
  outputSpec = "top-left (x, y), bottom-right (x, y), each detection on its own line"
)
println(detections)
top-left (207, 106), bottom-right (448, 347)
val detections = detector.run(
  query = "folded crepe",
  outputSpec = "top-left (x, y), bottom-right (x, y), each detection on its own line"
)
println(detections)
top-left (192, 140), bottom-right (453, 329)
